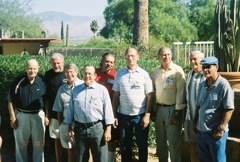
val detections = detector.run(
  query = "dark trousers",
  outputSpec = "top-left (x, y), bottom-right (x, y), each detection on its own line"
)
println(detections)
top-left (74, 122), bottom-right (107, 162)
top-left (118, 113), bottom-right (149, 162)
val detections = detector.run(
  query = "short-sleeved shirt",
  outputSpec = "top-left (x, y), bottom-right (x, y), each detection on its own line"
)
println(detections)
top-left (45, 69), bottom-right (66, 118)
top-left (112, 66), bottom-right (154, 116)
top-left (95, 68), bottom-right (116, 98)
top-left (64, 82), bottom-right (114, 125)
top-left (8, 75), bottom-right (46, 111)
top-left (196, 75), bottom-right (234, 132)
top-left (53, 78), bottom-right (83, 118)
top-left (152, 62), bottom-right (186, 110)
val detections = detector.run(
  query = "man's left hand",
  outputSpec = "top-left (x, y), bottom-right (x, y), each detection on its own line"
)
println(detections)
top-left (44, 116), bottom-right (49, 126)
top-left (213, 127), bottom-right (224, 140)
top-left (170, 110), bottom-right (180, 124)
top-left (104, 128), bottom-right (111, 142)
top-left (141, 114), bottom-right (150, 129)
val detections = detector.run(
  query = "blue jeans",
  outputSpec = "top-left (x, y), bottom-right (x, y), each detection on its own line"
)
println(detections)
top-left (118, 113), bottom-right (149, 162)
top-left (196, 130), bottom-right (228, 162)
top-left (74, 122), bottom-right (107, 162)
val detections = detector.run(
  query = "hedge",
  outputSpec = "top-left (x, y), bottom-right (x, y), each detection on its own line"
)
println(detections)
top-left (0, 54), bottom-right (190, 147)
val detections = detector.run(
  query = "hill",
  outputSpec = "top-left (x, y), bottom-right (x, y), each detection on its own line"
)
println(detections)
top-left (37, 11), bottom-right (105, 42)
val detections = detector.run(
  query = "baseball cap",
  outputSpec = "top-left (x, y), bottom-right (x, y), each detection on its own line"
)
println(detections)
top-left (200, 56), bottom-right (218, 65)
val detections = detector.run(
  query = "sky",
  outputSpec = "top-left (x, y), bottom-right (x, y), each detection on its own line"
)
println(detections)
top-left (29, 0), bottom-right (108, 16)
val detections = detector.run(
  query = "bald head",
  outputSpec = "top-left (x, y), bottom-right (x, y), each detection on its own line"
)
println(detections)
top-left (125, 47), bottom-right (138, 55)
top-left (158, 47), bottom-right (172, 55)
top-left (25, 59), bottom-right (39, 80)
top-left (25, 59), bottom-right (39, 69)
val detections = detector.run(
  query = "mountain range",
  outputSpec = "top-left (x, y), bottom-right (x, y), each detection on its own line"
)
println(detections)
top-left (37, 11), bottom-right (105, 42)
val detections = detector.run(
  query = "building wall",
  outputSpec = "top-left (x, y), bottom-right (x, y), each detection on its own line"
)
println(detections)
top-left (0, 42), bottom-right (41, 55)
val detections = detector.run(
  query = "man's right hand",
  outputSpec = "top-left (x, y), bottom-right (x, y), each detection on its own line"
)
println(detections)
top-left (10, 119), bottom-right (18, 129)
top-left (113, 118), bottom-right (118, 128)
top-left (68, 131), bottom-right (74, 142)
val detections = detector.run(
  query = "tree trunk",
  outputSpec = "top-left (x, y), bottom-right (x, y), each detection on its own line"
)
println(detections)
top-left (133, 0), bottom-right (149, 47)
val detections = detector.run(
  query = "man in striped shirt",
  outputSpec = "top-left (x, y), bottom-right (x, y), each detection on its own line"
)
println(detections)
top-left (112, 47), bottom-right (154, 162)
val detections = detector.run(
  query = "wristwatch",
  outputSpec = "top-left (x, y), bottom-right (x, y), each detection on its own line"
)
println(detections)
top-left (217, 125), bottom-right (224, 132)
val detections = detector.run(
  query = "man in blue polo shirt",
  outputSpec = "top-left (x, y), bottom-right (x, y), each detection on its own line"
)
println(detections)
top-left (8, 59), bottom-right (47, 162)
top-left (193, 56), bottom-right (234, 162)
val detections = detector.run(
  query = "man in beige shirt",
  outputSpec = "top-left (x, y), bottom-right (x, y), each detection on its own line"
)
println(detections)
top-left (152, 47), bottom-right (186, 162)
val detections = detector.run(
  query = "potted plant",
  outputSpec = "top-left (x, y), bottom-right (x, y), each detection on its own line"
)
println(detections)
top-left (214, 0), bottom-right (240, 90)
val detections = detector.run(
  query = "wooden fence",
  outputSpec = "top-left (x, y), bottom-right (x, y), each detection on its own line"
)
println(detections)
top-left (172, 41), bottom-right (214, 64)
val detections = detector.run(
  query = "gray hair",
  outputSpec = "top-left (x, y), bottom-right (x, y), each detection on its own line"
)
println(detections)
top-left (158, 47), bottom-right (171, 55)
top-left (190, 50), bottom-right (205, 60)
top-left (64, 63), bottom-right (78, 72)
top-left (51, 53), bottom-right (64, 61)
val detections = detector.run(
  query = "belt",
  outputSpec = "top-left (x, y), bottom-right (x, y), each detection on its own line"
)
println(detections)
top-left (75, 120), bottom-right (102, 128)
top-left (157, 103), bottom-right (175, 106)
top-left (16, 108), bottom-right (42, 114)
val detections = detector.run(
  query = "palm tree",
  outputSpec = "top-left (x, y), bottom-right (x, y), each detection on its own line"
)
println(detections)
top-left (133, 0), bottom-right (149, 47)
top-left (90, 20), bottom-right (100, 37)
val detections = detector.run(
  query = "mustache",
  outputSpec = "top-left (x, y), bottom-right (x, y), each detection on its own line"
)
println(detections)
top-left (105, 64), bottom-right (112, 68)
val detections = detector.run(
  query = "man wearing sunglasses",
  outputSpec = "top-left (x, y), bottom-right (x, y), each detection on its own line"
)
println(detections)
top-left (193, 56), bottom-right (234, 162)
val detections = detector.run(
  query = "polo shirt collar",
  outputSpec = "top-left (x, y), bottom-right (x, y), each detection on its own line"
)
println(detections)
top-left (160, 61), bottom-right (174, 70)
top-left (67, 78), bottom-right (83, 89)
top-left (84, 81), bottom-right (97, 89)
top-left (204, 74), bottom-right (221, 90)
top-left (126, 65), bottom-right (140, 73)
top-left (24, 75), bottom-right (41, 85)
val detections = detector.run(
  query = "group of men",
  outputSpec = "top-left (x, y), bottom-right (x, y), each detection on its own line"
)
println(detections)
top-left (7, 47), bottom-right (234, 162)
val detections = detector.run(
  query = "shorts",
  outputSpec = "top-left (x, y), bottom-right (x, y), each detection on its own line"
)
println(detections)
top-left (59, 123), bottom-right (75, 149)
top-left (49, 118), bottom-right (60, 139)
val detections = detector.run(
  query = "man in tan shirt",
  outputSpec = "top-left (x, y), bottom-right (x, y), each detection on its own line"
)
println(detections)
top-left (152, 47), bottom-right (186, 162)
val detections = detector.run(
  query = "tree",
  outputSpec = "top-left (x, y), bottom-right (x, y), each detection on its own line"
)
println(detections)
top-left (90, 20), bottom-right (99, 37)
top-left (133, 0), bottom-right (149, 46)
top-left (187, 0), bottom-right (216, 40)
top-left (100, 0), bottom-right (134, 42)
top-left (0, 0), bottom-right (44, 38)
top-left (149, 0), bottom-right (198, 42)
top-left (61, 21), bottom-right (64, 43)
top-left (101, 0), bottom-right (198, 44)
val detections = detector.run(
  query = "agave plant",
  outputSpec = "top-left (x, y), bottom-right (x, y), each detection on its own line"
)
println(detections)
top-left (214, 0), bottom-right (240, 72)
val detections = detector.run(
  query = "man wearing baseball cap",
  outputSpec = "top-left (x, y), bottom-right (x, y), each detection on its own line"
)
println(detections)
top-left (193, 56), bottom-right (234, 162)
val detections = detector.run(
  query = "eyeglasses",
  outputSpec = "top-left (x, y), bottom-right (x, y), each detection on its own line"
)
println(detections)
top-left (125, 55), bottom-right (137, 59)
top-left (202, 64), bottom-right (216, 69)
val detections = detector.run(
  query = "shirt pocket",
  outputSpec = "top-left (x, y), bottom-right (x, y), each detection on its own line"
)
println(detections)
top-left (164, 77), bottom-right (175, 89)
top-left (90, 96), bottom-right (103, 108)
